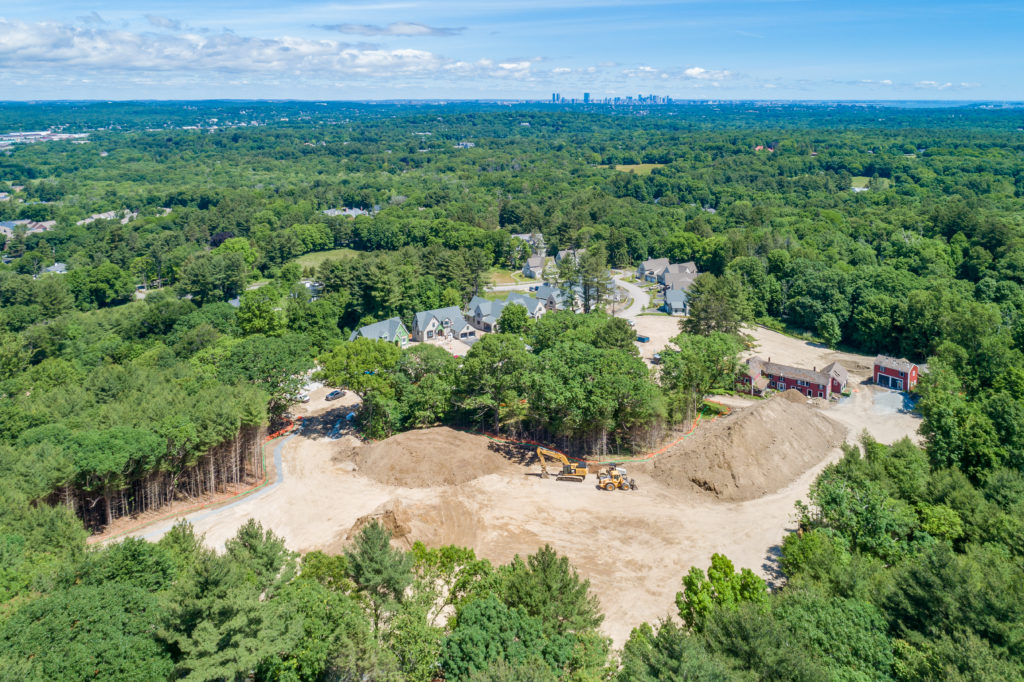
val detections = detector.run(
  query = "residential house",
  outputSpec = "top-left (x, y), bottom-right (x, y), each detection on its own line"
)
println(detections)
top-left (412, 307), bottom-right (476, 343)
top-left (0, 220), bottom-right (27, 239)
top-left (25, 220), bottom-right (56, 234)
top-left (466, 293), bottom-right (546, 332)
top-left (534, 283), bottom-right (569, 311)
top-left (349, 317), bottom-right (410, 347)
top-left (657, 261), bottom-right (698, 285)
top-left (662, 271), bottom-right (698, 292)
top-left (511, 233), bottom-right (545, 255)
top-left (0, 192), bottom-right (9, 202)
top-left (522, 255), bottom-right (546, 279)
top-left (555, 248), bottom-right (585, 265)
top-left (873, 356), bottom-right (919, 391)
top-left (637, 257), bottom-right (670, 282)
top-left (323, 207), bottom-right (370, 218)
top-left (41, 262), bottom-right (67, 274)
top-left (662, 289), bottom-right (689, 315)
top-left (738, 357), bottom-right (848, 399)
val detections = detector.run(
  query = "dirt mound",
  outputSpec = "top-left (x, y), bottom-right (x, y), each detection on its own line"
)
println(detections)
top-left (338, 497), bottom-right (484, 552)
top-left (779, 388), bottom-right (810, 403)
top-left (650, 399), bottom-right (846, 501)
top-left (340, 426), bottom-right (515, 488)
top-left (346, 500), bottom-right (413, 547)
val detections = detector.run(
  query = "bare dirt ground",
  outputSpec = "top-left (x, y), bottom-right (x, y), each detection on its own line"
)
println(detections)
top-left (632, 315), bottom-right (682, 364)
top-left (742, 325), bottom-right (876, 380)
top-left (128, 326), bottom-right (920, 648)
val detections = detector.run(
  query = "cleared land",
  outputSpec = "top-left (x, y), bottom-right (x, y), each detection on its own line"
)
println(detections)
top-left (850, 176), bottom-right (891, 190)
top-left (292, 247), bottom-right (360, 268)
top-left (608, 163), bottom-right (666, 175)
top-left (131, 329), bottom-right (920, 646)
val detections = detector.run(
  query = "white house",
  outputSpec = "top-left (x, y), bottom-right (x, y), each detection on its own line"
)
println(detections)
top-left (412, 307), bottom-right (477, 343)
top-left (522, 255), bottom-right (546, 279)
top-left (467, 293), bottom-right (546, 332)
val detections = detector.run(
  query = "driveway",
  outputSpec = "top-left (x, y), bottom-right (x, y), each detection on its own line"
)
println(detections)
top-left (612, 274), bottom-right (649, 319)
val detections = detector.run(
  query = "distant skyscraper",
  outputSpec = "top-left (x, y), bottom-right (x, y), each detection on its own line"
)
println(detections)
top-left (552, 93), bottom-right (559, 103)
top-left (583, 92), bottom-right (591, 103)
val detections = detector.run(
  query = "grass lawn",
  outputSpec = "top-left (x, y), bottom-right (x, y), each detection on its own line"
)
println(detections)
top-left (850, 176), bottom-right (891, 190)
top-left (607, 163), bottom-right (666, 176)
top-left (487, 268), bottom-right (518, 285)
top-left (480, 291), bottom-right (511, 301)
top-left (292, 248), bottom-right (360, 269)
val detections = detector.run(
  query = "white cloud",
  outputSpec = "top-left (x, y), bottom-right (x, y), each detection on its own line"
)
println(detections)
top-left (0, 19), bottom-right (447, 78)
top-left (551, 67), bottom-right (572, 74)
top-left (320, 22), bottom-right (463, 37)
top-left (683, 66), bottom-right (731, 80)
top-left (915, 80), bottom-right (953, 90)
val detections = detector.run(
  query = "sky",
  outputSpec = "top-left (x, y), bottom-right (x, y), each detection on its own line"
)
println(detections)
top-left (0, 0), bottom-right (1021, 101)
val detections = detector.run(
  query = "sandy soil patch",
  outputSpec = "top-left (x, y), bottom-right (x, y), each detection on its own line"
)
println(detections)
top-left (632, 315), bottom-right (682, 363)
top-left (743, 325), bottom-right (876, 380)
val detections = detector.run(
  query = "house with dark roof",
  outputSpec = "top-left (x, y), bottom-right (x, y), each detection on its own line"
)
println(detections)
top-left (533, 283), bottom-right (570, 311)
top-left (662, 289), bottom-right (689, 315)
top-left (555, 248), bottom-right (585, 265)
top-left (637, 257), bottom-right (670, 282)
top-left (658, 261), bottom-right (698, 284)
top-left (467, 293), bottom-right (546, 332)
top-left (873, 356), bottom-right (919, 391)
top-left (522, 255), bottom-right (546, 279)
top-left (41, 262), bottom-right (67, 274)
top-left (412, 307), bottom-right (476, 343)
top-left (349, 317), bottom-right (410, 347)
top-left (738, 357), bottom-right (848, 399)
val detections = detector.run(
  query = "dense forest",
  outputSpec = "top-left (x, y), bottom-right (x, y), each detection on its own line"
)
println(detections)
top-left (1, 101), bottom-right (1023, 679)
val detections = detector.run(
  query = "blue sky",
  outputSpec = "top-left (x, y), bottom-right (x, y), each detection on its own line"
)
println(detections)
top-left (0, 1), bottom-right (1021, 100)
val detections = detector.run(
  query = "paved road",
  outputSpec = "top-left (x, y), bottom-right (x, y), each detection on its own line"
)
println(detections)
top-left (489, 282), bottom-right (537, 292)
top-left (139, 429), bottom-right (297, 541)
top-left (612, 274), bottom-right (649, 319)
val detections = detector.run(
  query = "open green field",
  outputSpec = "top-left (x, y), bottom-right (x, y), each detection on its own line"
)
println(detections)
top-left (486, 268), bottom-right (519, 285)
top-left (292, 248), bottom-right (360, 269)
top-left (851, 176), bottom-right (891, 190)
top-left (608, 163), bottom-right (666, 175)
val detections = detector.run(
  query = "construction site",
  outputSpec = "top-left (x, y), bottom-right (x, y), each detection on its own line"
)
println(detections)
top-left (130, 327), bottom-right (921, 646)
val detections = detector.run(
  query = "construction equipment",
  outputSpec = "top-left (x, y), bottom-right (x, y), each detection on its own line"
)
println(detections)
top-left (536, 447), bottom-right (588, 482)
top-left (597, 466), bottom-right (638, 491)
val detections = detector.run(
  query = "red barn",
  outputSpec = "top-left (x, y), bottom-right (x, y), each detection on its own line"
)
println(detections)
top-left (738, 357), bottom-right (848, 399)
top-left (873, 355), bottom-right (919, 391)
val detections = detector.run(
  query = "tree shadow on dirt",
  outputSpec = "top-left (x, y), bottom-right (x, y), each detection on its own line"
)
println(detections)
top-left (762, 541), bottom-right (788, 590)
top-left (487, 440), bottom-right (539, 467)
top-left (300, 408), bottom-right (358, 440)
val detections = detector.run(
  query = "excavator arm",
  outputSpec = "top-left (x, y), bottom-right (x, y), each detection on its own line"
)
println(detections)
top-left (536, 447), bottom-right (587, 482)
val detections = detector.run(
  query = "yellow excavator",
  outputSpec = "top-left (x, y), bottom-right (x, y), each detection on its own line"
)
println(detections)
top-left (536, 447), bottom-right (588, 482)
top-left (597, 465), bottom-right (638, 491)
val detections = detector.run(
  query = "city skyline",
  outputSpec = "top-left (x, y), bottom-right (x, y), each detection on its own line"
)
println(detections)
top-left (0, 1), bottom-right (1021, 101)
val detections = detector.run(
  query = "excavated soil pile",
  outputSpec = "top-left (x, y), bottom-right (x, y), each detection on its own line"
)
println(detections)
top-left (651, 399), bottom-right (846, 501)
top-left (339, 498), bottom-right (482, 552)
top-left (780, 388), bottom-right (811, 404)
top-left (340, 426), bottom-right (515, 488)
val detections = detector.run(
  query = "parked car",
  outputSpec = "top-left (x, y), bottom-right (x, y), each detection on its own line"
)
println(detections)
top-left (627, 319), bottom-right (636, 327)
top-left (297, 394), bottom-right (310, 403)
top-left (652, 353), bottom-right (661, 364)
top-left (326, 389), bottom-right (346, 401)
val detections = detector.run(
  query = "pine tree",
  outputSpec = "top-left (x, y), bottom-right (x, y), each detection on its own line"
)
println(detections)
top-left (345, 520), bottom-right (414, 633)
